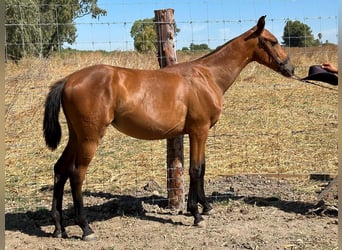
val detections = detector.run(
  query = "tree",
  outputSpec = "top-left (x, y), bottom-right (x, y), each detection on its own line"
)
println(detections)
top-left (189, 43), bottom-right (210, 51)
top-left (282, 20), bottom-right (318, 47)
top-left (5, 0), bottom-right (107, 61)
top-left (130, 18), bottom-right (180, 53)
top-left (317, 33), bottom-right (322, 45)
top-left (130, 18), bottom-right (157, 53)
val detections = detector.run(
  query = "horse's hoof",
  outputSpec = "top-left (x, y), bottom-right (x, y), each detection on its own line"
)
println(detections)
top-left (202, 207), bottom-right (215, 215)
top-left (194, 216), bottom-right (206, 228)
top-left (82, 233), bottom-right (97, 241)
top-left (195, 219), bottom-right (207, 228)
top-left (52, 230), bottom-right (68, 238)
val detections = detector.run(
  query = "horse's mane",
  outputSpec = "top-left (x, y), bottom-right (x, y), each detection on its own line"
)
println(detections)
top-left (195, 27), bottom-right (255, 61)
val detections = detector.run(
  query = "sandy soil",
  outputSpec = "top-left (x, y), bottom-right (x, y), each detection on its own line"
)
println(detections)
top-left (5, 175), bottom-right (338, 249)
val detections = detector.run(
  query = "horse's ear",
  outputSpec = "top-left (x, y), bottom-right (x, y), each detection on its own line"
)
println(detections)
top-left (245, 15), bottom-right (267, 41)
top-left (255, 15), bottom-right (266, 35)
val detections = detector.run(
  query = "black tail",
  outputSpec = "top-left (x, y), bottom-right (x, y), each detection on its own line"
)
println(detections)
top-left (43, 79), bottom-right (66, 151)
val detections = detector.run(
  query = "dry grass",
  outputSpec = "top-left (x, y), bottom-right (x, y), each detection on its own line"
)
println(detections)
top-left (5, 46), bottom-right (338, 212)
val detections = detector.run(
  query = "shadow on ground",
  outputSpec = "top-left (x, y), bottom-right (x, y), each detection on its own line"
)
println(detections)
top-left (6, 188), bottom-right (335, 239)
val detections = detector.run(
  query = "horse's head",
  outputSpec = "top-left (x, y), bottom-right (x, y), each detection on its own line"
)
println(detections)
top-left (246, 16), bottom-right (295, 77)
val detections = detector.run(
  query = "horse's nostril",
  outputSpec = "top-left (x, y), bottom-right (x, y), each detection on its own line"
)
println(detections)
top-left (290, 65), bottom-right (295, 75)
top-left (284, 64), bottom-right (295, 76)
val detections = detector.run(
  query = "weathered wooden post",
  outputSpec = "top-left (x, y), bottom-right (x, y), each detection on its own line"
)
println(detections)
top-left (154, 9), bottom-right (185, 212)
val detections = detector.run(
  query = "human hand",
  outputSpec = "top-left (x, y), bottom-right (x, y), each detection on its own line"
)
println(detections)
top-left (321, 62), bottom-right (338, 74)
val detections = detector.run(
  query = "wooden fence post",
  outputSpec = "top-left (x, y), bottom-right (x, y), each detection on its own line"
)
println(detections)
top-left (154, 9), bottom-right (185, 212)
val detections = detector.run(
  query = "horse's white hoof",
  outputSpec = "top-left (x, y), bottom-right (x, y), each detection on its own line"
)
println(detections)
top-left (82, 233), bottom-right (97, 241)
top-left (202, 208), bottom-right (215, 215)
top-left (196, 220), bottom-right (207, 228)
top-left (52, 230), bottom-right (68, 239)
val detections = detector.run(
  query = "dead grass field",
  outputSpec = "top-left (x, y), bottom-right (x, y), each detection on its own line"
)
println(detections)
top-left (5, 46), bottom-right (338, 213)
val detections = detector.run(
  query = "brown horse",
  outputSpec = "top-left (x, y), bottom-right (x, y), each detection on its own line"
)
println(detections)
top-left (43, 16), bottom-right (294, 241)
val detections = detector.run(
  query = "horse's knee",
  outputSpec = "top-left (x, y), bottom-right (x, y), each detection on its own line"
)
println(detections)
top-left (189, 165), bottom-right (203, 180)
top-left (54, 171), bottom-right (68, 185)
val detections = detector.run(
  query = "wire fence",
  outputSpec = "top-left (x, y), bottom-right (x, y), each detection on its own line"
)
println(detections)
top-left (5, 2), bottom-right (338, 213)
top-left (4, 2), bottom-right (338, 56)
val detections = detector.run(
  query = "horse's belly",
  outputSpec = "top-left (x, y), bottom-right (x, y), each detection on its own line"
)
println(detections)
top-left (112, 115), bottom-right (184, 140)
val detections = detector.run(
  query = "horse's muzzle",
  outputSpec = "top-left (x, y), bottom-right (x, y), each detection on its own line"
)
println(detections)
top-left (280, 60), bottom-right (295, 77)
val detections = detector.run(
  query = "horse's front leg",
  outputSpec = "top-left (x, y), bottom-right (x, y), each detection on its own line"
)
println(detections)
top-left (197, 158), bottom-right (213, 215)
top-left (188, 161), bottom-right (205, 226)
top-left (187, 131), bottom-right (211, 226)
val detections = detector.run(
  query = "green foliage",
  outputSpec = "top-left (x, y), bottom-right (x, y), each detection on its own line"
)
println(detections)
top-left (282, 20), bottom-right (319, 47)
top-left (130, 17), bottom-right (180, 53)
top-left (5, 0), bottom-right (107, 61)
top-left (181, 43), bottom-right (210, 52)
top-left (130, 18), bottom-right (157, 53)
top-left (189, 43), bottom-right (210, 51)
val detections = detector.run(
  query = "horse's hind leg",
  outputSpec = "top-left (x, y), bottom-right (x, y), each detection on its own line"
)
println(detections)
top-left (52, 172), bottom-right (68, 238)
top-left (51, 140), bottom-right (76, 238)
top-left (69, 138), bottom-right (101, 241)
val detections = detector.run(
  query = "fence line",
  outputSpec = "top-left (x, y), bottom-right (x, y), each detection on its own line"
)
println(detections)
top-left (5, 66), bottom-right (338, 212)
top-left (5, 2), bottom-right (338, 56)
top-left (5, 3), bottom-right (338, 212)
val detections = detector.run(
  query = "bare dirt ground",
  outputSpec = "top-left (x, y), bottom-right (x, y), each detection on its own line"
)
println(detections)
top-left (5, 175), bottom-right (337, 249)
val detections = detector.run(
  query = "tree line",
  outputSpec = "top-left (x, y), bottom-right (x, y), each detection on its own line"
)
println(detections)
top-left (5, 0), bottom-right (107, 61)
top-left (5, 1), bottom-right (332, 61)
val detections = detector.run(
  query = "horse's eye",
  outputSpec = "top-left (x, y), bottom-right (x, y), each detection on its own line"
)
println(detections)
top-left (270, 40), bottom-right (278, 46)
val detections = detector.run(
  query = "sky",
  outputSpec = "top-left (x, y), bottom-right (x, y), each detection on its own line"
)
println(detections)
top-left (71, 0), bottom-right (339, 51)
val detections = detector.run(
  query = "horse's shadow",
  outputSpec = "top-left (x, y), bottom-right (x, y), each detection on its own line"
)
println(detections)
top-left (5, 190), bottom-right (334, 238)
top-left (5, 191), bottom-right (173, 238)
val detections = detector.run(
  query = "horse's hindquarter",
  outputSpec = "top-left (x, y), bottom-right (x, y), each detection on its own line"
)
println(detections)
top-left (62, 65), bottom-right (117, 137)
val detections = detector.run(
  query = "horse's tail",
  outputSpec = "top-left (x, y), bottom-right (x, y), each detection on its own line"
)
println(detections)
top-left (43, 78), bottom-right (66, 151)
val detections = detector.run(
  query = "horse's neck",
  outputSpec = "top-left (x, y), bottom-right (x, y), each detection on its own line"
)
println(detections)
top-left (197, 33), bottom-right (254, 94)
